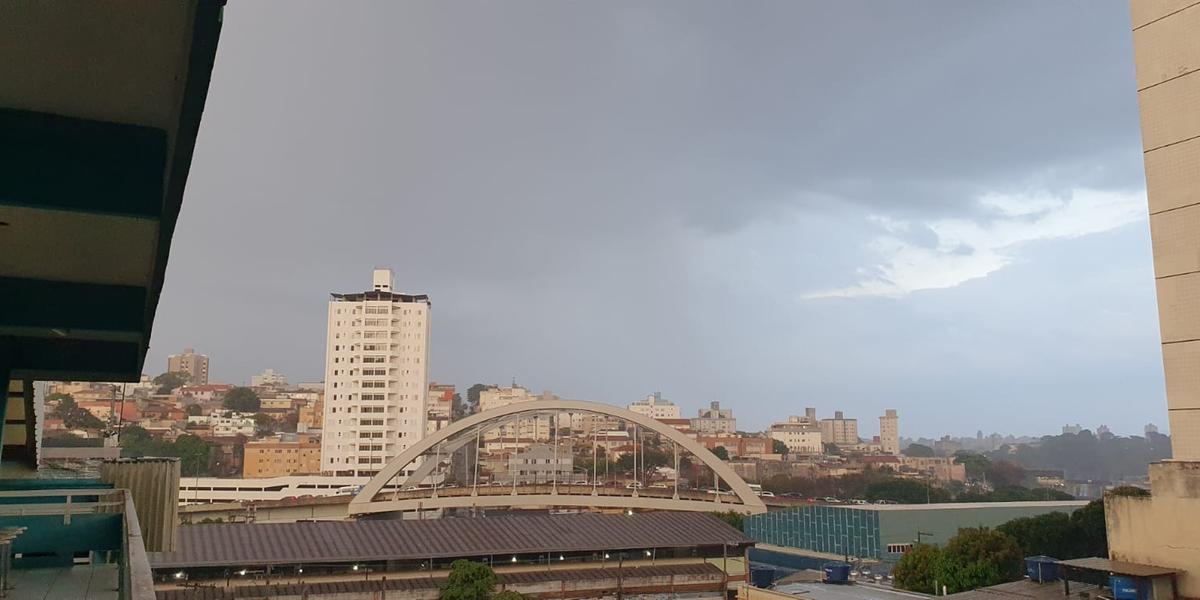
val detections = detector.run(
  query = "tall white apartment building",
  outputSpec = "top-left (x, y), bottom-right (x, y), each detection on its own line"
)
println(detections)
top-left (320, 269), bottom-right (430, 477)
top-left (479, 386), bottom-right (554, 442)
top-left (879, 409), bottom-right (899, 454)
top-left (627, 392), bottom-right (680, 420)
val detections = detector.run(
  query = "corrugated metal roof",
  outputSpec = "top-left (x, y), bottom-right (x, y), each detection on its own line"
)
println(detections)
top-left (150, 512), bottom-right (751, 568)
top-left (156, 563), bottom-right (723, 599)
top-left (1059, 557), bottom-right (1179, 577)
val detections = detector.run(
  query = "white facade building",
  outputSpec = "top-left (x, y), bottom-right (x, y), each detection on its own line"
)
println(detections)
top-left (320, 269), bottom-right (431, 477)
top-left (251, 368), bottom-right (288, 387)
top-left (627, 392), bottom-right (680, 420)
top-left (186, 410), bottom-right (257, 437)
top-left (879, 409), bottom-right (900, 454)
top-left (769, 415), bottom-right (823, 454)
top-left (820, 411), bottom-right (859, 446)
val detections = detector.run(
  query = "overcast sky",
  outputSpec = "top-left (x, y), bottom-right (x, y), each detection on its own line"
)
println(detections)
top-left (148, 1), bottom-right (1165, 438)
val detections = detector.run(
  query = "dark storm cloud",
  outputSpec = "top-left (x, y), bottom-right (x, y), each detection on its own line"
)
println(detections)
top-left (148, 1), bottom-right (1164, 436)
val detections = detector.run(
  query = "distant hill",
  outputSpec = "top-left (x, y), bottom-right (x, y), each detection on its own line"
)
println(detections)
top-left (989, 431), bottom-right (1170, 482)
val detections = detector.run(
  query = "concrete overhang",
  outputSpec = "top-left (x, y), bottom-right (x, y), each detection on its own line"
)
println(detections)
top-left (0, 1), bottom-right (225, 381)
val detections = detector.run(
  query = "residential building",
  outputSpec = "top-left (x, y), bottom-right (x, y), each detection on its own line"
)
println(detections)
top-left (167, 348), bottom-right (210, 385)
top-left (243, 433), bottom-right (322, 478)
top-left (505, 443), bottom-right (575, 484)
top-left (1107, 7), bottom-right (1200, 592)
top-left (320, 269), bottom-right (431, 476)
top-left (1063, 423), bottom-right (1083, 435)
top-left (479, 385), bottom-right (553, 442)
top-left (656, 418), bottom-right (694, 433)
top-left (819, 411), bottom-right (859, 446)
top-left (427, 382), bottom-right (456, 434)
top-left (1145, 423), bottom-right (1159, 436)
top-left (186, 410), bottom-right (256, 437)
top-left (879, 409), bottom-right (900, 454)
top-left (696, 435), bottom-right (770, 458)
top-left (627, 392), bottom-right (680, 420)
top-left (897, 455), bottom-right (966, 483)
top-left (692, 401), bottom-right (736, 434)
top-left (769, 416), bottom-right (823, 454)
top-left (297, 393), bottom-right (324, 432)
top-left (250, 368), bottom-right (287, 387)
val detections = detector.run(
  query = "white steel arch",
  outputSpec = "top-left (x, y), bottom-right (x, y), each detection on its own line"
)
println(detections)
top-left (349, 399), bottom-right (767, 515)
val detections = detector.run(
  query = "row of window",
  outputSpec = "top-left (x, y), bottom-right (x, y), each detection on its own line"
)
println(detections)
top-left (335, 307), bottom-right (425, 316)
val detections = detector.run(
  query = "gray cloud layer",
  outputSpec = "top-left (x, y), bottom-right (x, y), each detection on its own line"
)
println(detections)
top-left (150, 1), bottom-right (1164, 437)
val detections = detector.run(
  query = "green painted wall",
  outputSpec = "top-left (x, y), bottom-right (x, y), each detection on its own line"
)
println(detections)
top-left (0, 514), bottom-right (123, 568)
top-left (877, 502), bottom-right (1086, 556)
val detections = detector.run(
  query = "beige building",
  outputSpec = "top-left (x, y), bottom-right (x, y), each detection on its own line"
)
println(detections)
top-left (478, 386), bottom-right (554, 442)
top-left (297, 393), bottom-right (324, 432)
top-left (320, 269), bottom-right (431, 476)
top-left (627, 392), bottom-right (680, 420)
top-left (769, 415), bottom-right (823, 454)
top-left (820, 411), bottom-right (859, 446)
top-left (879, 409), bottom-right (899, 454)
top-left (1105, 3), bottom-right (1200, 593)
top-left (243, 433), bottom-right (322, 478)
top-left (167, 348), bottom-right (210, 385)
top-left (692, 401), bottom-right (736, 434)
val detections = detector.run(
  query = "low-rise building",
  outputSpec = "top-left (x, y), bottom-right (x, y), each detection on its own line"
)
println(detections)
top-left (297, 393), bottom-right (324, 432)
top-left (177, 384), bottom-right (234, 405)
top-left (770, 416), bottom-right (823, 454)
top-left (696, 435), bottom-right (770, 458)
top-left (186, 410), bottom-right (256, 437)
top-left (692, 401), bottom-right (736, 434)
top-left (506, 443), bottom-right (575, 484)
top-left (479, 386), bottom-right (554, 442)
top-left (243, 433), bottom-right (322, 478)
top-left (427, 382), bottom-right (456, 434)
top-left (627, 392), bottom-right (680, 420)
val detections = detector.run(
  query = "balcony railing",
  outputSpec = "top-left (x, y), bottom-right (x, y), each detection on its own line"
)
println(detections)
top-left (0, 487), bottom-right (154, 600)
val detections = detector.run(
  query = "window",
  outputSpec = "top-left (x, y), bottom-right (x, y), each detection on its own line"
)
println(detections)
top-left (887, 543), bottom-right (913, 554)
top-left (362, 356), bottom-right (385, 364)
top-left (360, 419), bottom-right (384, 426)
top-left (362, 368), bottom-right (387, 376)
top-left (365, 306), bottom-right (389, 315)
top-left (362, 393), bottom-right (385, 401)
top-left (362, 381), bottom-right (386, 388)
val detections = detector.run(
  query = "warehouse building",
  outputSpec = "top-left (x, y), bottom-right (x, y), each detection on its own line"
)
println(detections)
top-left (744, 501), bottom-right (1087, 562)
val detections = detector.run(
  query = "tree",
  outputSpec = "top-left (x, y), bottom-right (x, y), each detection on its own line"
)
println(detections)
top-left (954, 451), bottom-right (991, 480)
top-left (893, 543), bottom-right (940, 593)
top-left (903, 443), bottom-right (935, 457)
top-left (253, 413), bottom-right (277, 436)
top-left (466, 384), bottom-right (491, 413)
top-left (985, 460), bottom-right (1026, 488)
top-left (866, 479), bottom-right (951, 504)
top-left (185, 404), bottom-right (203, 417)
top-left (711, 446), bottom-right (729, 461)
top-left (1070, 499), bottom-right (1108, 557)
top-left (713, 510), bottom-right (744, 530)
top-left (932, 527), bottom-right (1023, 594)
top-left (772, 439), bottom-right (789, 455)
top-left (998, 511), bottom-right (1077, 559)
top-left (441, 560), bottom-right (496, 600)
top-left (222, 387), bottom-right (261, 412)
top-left (49, 393), bottom-right (105, 430)
top-left (119, 425), bottom-right (152, 446)
top-left (154, 371), bottom-right (190, 394)
top-left (823, 443), bottom-right (841, 456)
top-left (173, 434), bottom-right (212, 476)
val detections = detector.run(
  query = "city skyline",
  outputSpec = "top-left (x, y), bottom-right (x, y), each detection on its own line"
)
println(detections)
top-left (144, 1), bottom-right (1164, 438)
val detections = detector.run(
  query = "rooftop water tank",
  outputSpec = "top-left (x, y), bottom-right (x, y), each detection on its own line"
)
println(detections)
top-left (823, 561), bottom-right (851, 584)
top-left (1024, 556), bottom-right (1060, 582)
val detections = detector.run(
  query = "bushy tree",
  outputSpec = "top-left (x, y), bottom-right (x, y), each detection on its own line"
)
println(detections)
top-left (903, 443), bottom-right (935, 457)
top-left (154, 371), bottom-right (190, 394)
top-left (954, 451), bottom-right (991, 480)
top-left (893, 543), bottom-right (940, 593)
top-left (932, 528), bottom-right (1022, 593)
top-left (222, 387), bottom-right (261, 412)
top-left (772, 439), bottom-right (789, 455)
top-left (49, 393), bottom-right (105, 430)
top-left (998, 511), bottom-right (1076, 558)
top-left (865, 479), bottom-right (951, 504)
top-left (985, 460), bottom-right (1026, 488)
top-left (441, 560), bottom-right (496, 600)
top-left (185, 404), bottom-right (203, 417)
top-left (711, 446), bottom-right (730, 460)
